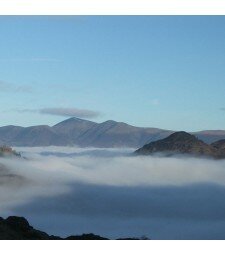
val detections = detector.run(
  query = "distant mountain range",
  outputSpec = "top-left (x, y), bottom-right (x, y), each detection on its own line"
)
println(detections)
top-left (0, 117), bottom-right (225, 147)
top-left (135, 131), bottom-right (225, 159)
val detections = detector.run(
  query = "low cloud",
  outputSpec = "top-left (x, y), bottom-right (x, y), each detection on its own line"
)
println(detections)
top-left (2, 147), bottom-right (225, 239)
top-left (12, 146), bottom-right (225, 187)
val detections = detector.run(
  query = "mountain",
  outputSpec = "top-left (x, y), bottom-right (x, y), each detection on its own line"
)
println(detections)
top-left (135, 131), bottom-right (224, 158)
top-left (0, 126), bottom-right (24, 142)
top-left (75, 120), bottom-right (172, 147)
top-left (53, 117), bottom-right (97, 141)
top-left (0, 118), bottom-right (173, 147)
top-left (0, 117), bottom-right (225, 148)
top-left (12, 125), bottom-right (71, 146)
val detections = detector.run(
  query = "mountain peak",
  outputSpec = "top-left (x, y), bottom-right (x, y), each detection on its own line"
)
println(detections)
top-left (101, 120), bottom-right (117, 124)
top-left (68, 117), bottom-right (89, 121)
top-left (53, 117), bottom-right (96, 127)
top-left (164, 131), bottom-right (198, 143)
top-left (57, 117), bottom-right (87, 123)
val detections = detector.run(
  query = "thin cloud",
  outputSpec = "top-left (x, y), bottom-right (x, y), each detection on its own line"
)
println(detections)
top-left (220, 108), bottom-right (225, 111)
top-left (15, 109), bottom-right (38, 114)
top-left (15, 107), bottom-right (100, 119)
top-left (39, 107), bottom-right (100, 119)
top-left (0, 80), bottom-right (33, 93)
top-left (151, 99), bottom-right (160, 106)
top-left (0, 58), bottom-right (60, 63)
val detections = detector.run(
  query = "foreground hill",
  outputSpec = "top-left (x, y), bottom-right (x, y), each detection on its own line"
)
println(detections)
top-left (135, 131), bottom-right (225, 159)
top-left (0, 216), bottom-right (108, 240)
top-left (0, 117), bottom-right (225, 147)
top-left (0, 216), bottom-right (144, 240)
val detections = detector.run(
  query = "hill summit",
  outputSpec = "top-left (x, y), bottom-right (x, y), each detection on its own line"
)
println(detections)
top-left (135, 131), bottom-right (225, 158)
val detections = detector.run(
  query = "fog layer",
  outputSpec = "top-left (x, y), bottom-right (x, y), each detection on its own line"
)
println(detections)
top-left (1, 146), bottom-right (225, 239)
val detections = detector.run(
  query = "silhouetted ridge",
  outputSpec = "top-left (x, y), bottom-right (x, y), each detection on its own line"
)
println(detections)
top-left (0, 216), bottom-right (144, 240)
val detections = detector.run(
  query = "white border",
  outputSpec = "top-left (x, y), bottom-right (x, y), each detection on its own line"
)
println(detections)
top-left (1, 0), bottom-right (225, 253)
top-left (1, 240), bottom-right (225, 255)
top-left (0, 0), bottom-right (225, 15)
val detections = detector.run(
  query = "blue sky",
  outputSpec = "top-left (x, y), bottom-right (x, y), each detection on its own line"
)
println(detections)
top-left (0, 16), bottom-right (225, 131)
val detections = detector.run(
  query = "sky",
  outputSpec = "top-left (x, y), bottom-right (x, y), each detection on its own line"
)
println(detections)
top-left (0, 16), bottom-right (225, 131)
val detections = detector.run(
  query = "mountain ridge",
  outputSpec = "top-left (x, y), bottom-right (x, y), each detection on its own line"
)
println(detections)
top-left (0, 117), bottom-right (225, 147)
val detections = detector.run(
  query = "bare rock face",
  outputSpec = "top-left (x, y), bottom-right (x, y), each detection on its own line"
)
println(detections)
top-left (135, 131), bottom-right (225, 159)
